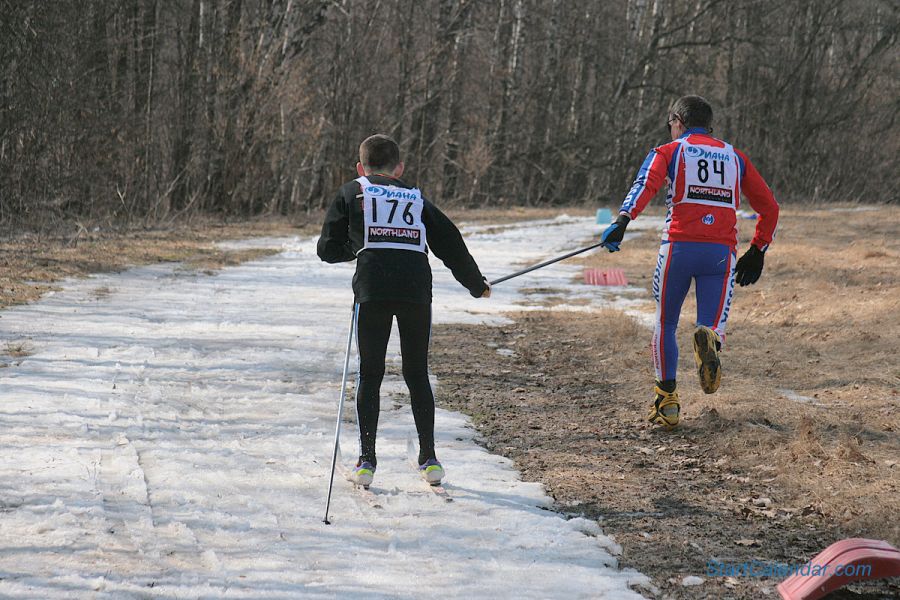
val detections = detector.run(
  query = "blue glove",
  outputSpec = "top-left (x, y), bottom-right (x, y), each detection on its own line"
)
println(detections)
top-left (600, 215), bottom-right (630, 252)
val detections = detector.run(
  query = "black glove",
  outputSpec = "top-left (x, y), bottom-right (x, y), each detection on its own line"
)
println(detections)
top-left (600, 214), bottom-right (631, 252)
top-left (471, 276), bottom-right (490, 298)
top-left (734, 244), bottom-right (765, 286)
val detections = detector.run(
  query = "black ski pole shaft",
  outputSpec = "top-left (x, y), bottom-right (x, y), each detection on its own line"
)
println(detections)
top-left (323, 303), bottom-right (359, 525)
top-left (489, 241), bottom-right (604, 286)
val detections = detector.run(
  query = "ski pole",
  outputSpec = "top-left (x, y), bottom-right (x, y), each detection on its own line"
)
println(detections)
top-left (489, 241), bottom-right (604, 286)
top-left (323, 302), bottom-right (359, 525)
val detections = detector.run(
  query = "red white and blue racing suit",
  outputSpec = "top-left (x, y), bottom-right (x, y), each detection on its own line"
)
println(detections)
top-left (619, 127), bottom-right (779, 382)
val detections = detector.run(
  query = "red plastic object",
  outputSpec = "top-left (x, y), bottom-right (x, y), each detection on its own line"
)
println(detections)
top-left (777, 538), bottom-right (900, 600)
top-left (583, 268), bottom-right (628, 286)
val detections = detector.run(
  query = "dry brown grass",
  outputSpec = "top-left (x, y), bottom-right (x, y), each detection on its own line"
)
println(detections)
top-left (0, 217), bottom-right (317, 309)
top-left (585, 206), bottom-right (900, 535)
top-left (0, 339), bottom-right (35, 369)
top-left (4, 340), bottom-right (34, 358)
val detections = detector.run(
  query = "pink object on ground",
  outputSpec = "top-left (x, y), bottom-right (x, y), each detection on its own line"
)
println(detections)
top-left (583, 268), bottom-right (628, 286)
top-left (777, 538), bottom-right (900, 600)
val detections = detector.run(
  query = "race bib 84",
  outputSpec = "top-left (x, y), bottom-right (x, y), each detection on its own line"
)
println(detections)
top-left (679, 142), bottom-right (739, 209)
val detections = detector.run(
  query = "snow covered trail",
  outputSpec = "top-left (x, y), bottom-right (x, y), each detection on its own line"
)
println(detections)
top-left (0, 216), bottom-right (657, 599)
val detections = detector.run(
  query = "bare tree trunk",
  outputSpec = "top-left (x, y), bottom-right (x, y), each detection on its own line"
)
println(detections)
top-left (441, 1), bottom-right (473, 203)
top-left (139, 0), bottom-right (158, 223)
top-left (171, 0), bottom-right (201, 213)
top-left (485, 0), bottom-right (525, 203)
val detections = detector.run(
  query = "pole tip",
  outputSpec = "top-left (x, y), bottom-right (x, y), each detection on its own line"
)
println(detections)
top-left (323, 519), bottom-right (331, 525)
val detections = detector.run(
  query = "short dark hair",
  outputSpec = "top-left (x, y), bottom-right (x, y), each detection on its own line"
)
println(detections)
top-left (359, 134), bottom-right (400, 171)
top-left (670, 95), bottom-right (713, 129)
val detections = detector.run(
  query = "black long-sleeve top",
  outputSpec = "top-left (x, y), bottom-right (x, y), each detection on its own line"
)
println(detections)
top-left (316, 174), bottom-right (488, 304)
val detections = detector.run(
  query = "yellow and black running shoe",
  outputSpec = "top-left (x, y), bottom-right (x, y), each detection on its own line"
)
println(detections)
top-left (647, 384), bottom-right (680, 428)
top-left (693, 326), bottom-right (722, 394)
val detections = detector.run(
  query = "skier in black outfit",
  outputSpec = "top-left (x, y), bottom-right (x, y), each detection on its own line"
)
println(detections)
top-left (317, 134), bottom-right (490, 487)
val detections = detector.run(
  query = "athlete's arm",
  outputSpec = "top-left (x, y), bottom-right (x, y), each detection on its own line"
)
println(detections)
top-left (422, 200), bottom-right (489, 297)
top-left (316, 188), bottom-right (356, 263)
top-left (618, 145), bottom-right (671, 220)
top-left (737, 150), bottom-right (779, 251)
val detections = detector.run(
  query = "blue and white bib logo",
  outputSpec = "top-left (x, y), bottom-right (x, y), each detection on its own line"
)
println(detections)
top-left (702, 213), bottom-right (715, 225)
top-left (365, 185), bottom-right (419, 201)
top-left (685, 145), bottom-right (731, 162)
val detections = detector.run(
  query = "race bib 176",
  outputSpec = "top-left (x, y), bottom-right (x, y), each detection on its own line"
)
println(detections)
top-left (357, 177), bottom-right (427, 253)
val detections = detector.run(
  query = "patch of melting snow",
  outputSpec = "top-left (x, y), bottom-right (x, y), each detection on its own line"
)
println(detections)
top-left (778, 388), bottom-right (827, 407)
top-left (0, 215), bottom-right (652, 598)
top-left (433, 214), bottom-right (663, 329)
top-left (829, 206), bottom-right (879, 212)
top-left (216, 236), bottom-right (301, 251)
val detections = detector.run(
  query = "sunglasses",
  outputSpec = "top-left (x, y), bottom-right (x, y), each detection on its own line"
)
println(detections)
top-left (666, 115), bottom-right (683, 132)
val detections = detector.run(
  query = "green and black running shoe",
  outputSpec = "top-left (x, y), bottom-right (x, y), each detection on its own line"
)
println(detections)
top-left (418, 458), bottom-right (444, 486)
top-left (349, 460), bottom-right (375, 489)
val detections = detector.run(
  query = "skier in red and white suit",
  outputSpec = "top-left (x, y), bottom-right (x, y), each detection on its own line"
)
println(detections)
top-left (600, 95), bottom-right (779, 427)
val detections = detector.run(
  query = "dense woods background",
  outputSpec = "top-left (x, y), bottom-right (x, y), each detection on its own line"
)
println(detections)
top-left (1, 0), bottom-right (897, 229)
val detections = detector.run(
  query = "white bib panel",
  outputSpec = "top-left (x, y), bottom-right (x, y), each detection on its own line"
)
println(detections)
top-left (357, 176), bottom-right (427, 253)
top-left (678, 141), bottom-right (739, 209)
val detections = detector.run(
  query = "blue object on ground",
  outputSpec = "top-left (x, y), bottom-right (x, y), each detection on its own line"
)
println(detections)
top-left (596, 208), bottom-right (612, 224)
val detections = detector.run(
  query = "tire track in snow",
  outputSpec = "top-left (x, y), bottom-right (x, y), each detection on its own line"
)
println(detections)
top-left (94, 434), bottom-right (216, 574)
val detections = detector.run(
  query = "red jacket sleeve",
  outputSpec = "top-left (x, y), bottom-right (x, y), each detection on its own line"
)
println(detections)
top-left (737, 150), bottom-right (779, 250)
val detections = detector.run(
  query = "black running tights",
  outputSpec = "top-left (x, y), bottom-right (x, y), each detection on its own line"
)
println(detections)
top-left (355, 301), bottom-right (435, 467)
